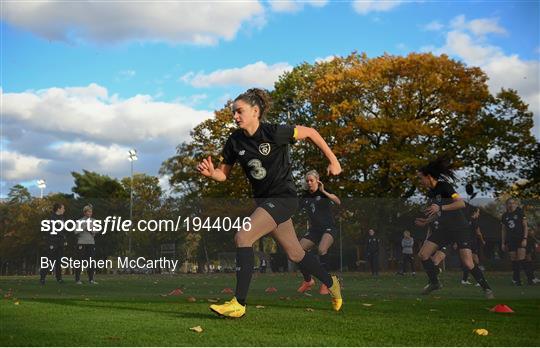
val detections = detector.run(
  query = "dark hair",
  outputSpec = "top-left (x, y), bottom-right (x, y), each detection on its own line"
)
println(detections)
top-left (52, 203), bottom-right (64, 213)
top-left (419, 155), bottom-right (457, 182)
top-left (234, 88), bottom-right (271, 120)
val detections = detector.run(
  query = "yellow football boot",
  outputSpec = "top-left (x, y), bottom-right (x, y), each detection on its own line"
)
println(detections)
top-left (328, 275), bottom-right (343, 311)
top-left (209, 297), bottom-right (246, 318)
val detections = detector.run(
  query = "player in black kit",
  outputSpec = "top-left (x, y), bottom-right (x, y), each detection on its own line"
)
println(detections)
top-left (296, 170), bottom-right (341, 295)
top-left (414, 157), bottom-right (494, 299)
top-left (197, 88), bottom-right (343, 318)
top-left (501, 198), bottom-right (533, 285)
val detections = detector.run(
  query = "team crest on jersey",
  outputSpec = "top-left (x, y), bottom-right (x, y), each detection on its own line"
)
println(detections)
top-left (239, 150), bottom-right (245, 156)
top-left (259, 143), bottom-right (271, 156)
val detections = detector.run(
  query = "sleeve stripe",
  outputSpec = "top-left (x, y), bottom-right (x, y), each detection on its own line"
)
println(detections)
top-left (293, 127), bottom-right (298, 140)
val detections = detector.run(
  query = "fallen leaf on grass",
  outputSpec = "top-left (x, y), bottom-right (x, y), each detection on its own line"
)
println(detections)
top-left (265, 287), bottom-right (277, 293)
top-left (190, 326), bottom-right (203, 333)
top-left (362, 303), bottom-right (373, 307)
top-left (14, 301), bottom-right (19, 305)
top-left (221, 288), bottom-right (233, 294)
top-left (207, 299), bottom-right (218, 303)
top-left (303, 292), bottom-right (312, 297)
top-left (84, 298), bottom-right (90, 301)
top-left (429, 309), bottom-right (438, 312)
top-left (473, 329), bottom-right (488, 336)
top-left (187, 296), bottom-right (197, 303)
top-left (305, 308), bottom-right (315, 312)
top-left (255, 305), bottom-right (265, 309)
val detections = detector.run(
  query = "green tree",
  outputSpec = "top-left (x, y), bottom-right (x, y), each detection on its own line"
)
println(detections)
top-left (7, 184), bottom-right (32, 204)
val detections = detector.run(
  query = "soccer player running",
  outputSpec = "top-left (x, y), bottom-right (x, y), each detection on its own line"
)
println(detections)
top-left (197, 88), bottom-right (343, 318)
top-left (414, 157), bottom-right (494, 299)
top-left (501, 198), bottom-right (535, 285)
top-left (296, 170), bottom-right (341, 295)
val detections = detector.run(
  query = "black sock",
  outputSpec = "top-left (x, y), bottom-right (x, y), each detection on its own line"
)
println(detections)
top-left (462, 267), bottom-right (469, 282)
top-left (512, 261), bottom-right (521, 283)
top-left (299, 263), bottom-right (312, 282)
top-left (298, 253), bottom-right (332, 287)
top-left (422, 259), bottom-right (439, 284)
top-left (234, 247), bottom-right (254, 306)
top-left (470, 265), bottom-right (491, 290)
top-left (522, 260), bottom-right (534, 283)
top-left (319, 253), bottom-right (329, 272)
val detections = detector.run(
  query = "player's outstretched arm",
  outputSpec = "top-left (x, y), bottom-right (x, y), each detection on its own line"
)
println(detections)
top-left (196, 156), bottom-right (231, 182)
top-left (295, 126), bottom-right (341, 176)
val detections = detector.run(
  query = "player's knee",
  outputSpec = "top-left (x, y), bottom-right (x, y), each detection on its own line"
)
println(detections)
top-left (418, 251), bottom-right (429, 261)
top-left (318, 248), bottom-right (328, 256)
top-left (234, 231), bottom-right (252, 247)
top-left (287, 250), bottom-right (304, 263)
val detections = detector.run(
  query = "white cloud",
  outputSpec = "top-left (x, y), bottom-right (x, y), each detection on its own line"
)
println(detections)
top-left (424, 20), bottom-right (444, 31)
top-left (269, 0), bottom-right (328, 13)
top-left (314, 55), bottom-right (337, 63)
top-left (51, 141), bottom-right (131, 173)
top-left (1, 1), bottom-right (265, 44)
top-left (181, 61), bottom-right (293, 88)
top-left (1, 151), bottom-right (50, 181)
top-left (450, 15), bottom-right (507, 37)
top-left (1, 84), bottom-right (213, 147)
top-left (427, 15), bottom-right (540, 138)
top-left (352, 0), bottom-right (404, 15)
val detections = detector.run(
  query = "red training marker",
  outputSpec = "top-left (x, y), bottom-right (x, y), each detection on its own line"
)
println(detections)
top-left (490, 304), bottom-right (514, 313)
top-left (168, 288), bottom-right (183, 296)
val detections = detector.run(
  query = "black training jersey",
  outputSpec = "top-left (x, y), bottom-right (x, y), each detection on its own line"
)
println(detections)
top-left (427, 181), bottom-right (468, 230)
top-left (221, 123), bottom-right (296, 199)
top-left (300, 189), bottom-right (336, 230)
top-left (502, 208), bottom-right (526, 240)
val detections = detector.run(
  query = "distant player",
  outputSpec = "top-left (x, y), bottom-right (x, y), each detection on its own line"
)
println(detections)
top-left (397, 230), bottom-right (415, 275)
top-left (502, 199), bottom-right (533, 285)
top-left (525, 227), bottom-right (539, 284)
top-left (461, 206), bottom-right (485, 285)
top-left (39, 203), bottom-right (66, 285)
top-left (415, 156), bottom-right (494, 298)
top-left (296, 170), bottom-right (341, 295)
top-left (197, 88), bottom-right (343, 318)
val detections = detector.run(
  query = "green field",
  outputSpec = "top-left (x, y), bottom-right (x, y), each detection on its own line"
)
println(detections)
top-left (1, 271), bottom-right (539, 346)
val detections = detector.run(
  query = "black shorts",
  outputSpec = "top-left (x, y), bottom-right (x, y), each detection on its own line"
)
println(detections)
top-left (506, 239), bottom-right (525, 252)
top-left (256, 197), bottom-right (298, 225)
top-left (427, 227), bottom-right (472, 250)
top-left (303, 226), bottom-right (337, 244)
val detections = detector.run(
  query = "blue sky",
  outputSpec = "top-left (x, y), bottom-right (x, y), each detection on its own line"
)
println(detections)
top-left (1, 0), bottom-right (539, 197)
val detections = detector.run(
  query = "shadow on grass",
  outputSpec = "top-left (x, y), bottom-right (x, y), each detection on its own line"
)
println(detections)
top-left (24, 298), bottom-right (218, 320)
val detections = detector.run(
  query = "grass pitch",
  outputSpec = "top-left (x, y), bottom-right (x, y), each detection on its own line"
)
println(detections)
top-left (1, 271), bottom-right (539, 346)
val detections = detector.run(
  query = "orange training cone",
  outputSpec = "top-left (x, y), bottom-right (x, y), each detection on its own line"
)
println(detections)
top-left (490, 304), bottom-right (514, 313)
top-left (168, 288), bottom-right (183, 296)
